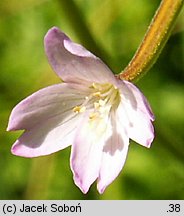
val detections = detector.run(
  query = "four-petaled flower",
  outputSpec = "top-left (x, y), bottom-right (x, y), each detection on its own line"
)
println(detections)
top-left (7, 27), bottom-right (154, 194)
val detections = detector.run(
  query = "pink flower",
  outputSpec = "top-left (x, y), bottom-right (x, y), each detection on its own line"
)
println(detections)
top-left (7, 27), bottom-right (154, 194)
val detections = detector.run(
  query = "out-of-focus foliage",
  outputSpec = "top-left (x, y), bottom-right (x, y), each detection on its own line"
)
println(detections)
top-left (0, 0), bottom-right (183, 199)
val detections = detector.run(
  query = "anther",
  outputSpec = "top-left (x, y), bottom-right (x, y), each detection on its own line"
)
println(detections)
top-left (89, 112), bottom-right (98, 120)
top-left (73, 106), bottom-right (86, 113)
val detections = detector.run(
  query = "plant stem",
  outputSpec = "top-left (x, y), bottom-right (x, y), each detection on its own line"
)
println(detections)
top-left (117, 0), bottom-right (184, 82)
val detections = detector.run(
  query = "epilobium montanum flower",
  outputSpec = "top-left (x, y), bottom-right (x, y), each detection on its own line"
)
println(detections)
top-left (7, 27), bottom-right (154, 194)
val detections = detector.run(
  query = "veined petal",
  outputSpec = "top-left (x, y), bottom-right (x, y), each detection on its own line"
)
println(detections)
top-left (128, 110), bottom-right (154, 148)
top-left (97, 111), bottom-right (129, 194)
top-left (116, 79), bottom-right (154, 121)
top-left (123, 80), bottom-right (154, 121)
top-left (11, 112), bottom-right (81, 157)
top-left (117, 101), bottom-right (154, 148)
top-left (44, 27), bottom-right (115, 84)
top-left (70, 113), bottom-right (109, 193)
top-left (114, 79), bottom-right (154, 148)
top-left (7, 83), bottom-right (88, 131)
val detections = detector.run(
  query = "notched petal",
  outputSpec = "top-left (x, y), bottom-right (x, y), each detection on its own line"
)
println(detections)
top-left (10, 113), bottom-right (80, 158)
top-left (7, 83), bottom-right (86, 131)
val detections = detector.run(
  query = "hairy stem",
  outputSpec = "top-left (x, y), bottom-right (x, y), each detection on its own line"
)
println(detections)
top-left (117, 0), bottom-right (184, 82)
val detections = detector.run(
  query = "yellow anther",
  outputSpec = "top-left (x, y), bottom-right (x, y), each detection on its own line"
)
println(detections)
top-left (99, 99), bottom-right (106, 106)
top-left (89, 112), bottom-right (98, 120)
top-left (73, 106), bottom-right (81, 113)
top-left (92, 83), bottom-right (97, 89)
top-left (93, 92), bottom-right (101, 97)
top-left (73, 106), bottom-right (86, 113)
top-left (94, 102), bottom-right (100, 109)
top-left (73, 82), bottom-right (120, 120)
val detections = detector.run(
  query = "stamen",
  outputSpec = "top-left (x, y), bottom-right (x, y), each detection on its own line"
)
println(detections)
top-left (99, 99), bottom-right (106, 106)
top-left (72, 82), bottom-right (120, 119)
top-left (73, 106), bottom-right (86, 113)
top-left (89, 112), bottom-right (98, 120)
top-left (93, 92), bottom-right (101, 97)
top-left (94, 102), bottom-right (100, 109)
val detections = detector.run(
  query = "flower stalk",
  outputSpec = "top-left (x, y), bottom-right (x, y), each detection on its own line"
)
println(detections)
top-left (117, 0), bottom-right (184, 82)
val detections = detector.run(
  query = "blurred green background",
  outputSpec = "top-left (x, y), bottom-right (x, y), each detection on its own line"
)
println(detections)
top-left (0, 0), bottom-right (183, 199)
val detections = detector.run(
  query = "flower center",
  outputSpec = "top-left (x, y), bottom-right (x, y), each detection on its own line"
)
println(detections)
top-left (73, 82), bottom-right (120, 120)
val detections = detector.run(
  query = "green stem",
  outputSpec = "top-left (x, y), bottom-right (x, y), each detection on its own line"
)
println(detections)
top-left (117, 0), bottom-right (184, 82)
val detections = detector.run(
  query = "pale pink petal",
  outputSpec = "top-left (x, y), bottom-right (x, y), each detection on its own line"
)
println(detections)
top-left (70, 114), bottom-right (109, 193)
top-left (127, 110), bottom-right (154, 148)
top-left (97, 112), bottom-right (129, 194)
top-left (123, 80), bottom-right (154, 121)
top-left (115, 79), bottom-right (154, 121)
top-left (44, 27), bottom-right (115, 84)
top-left (117, 101), bottom-right (154, 148)
top-left (11, 112), bottom-right (81, 157)
top-left (114, 79), bottom-right (154, 147)
top-left (7, 83), bottom-right (88, 131)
